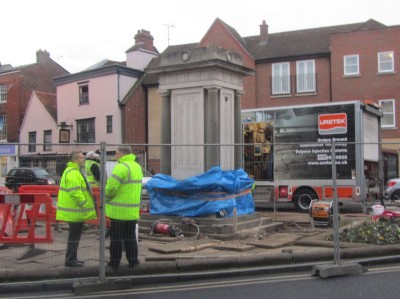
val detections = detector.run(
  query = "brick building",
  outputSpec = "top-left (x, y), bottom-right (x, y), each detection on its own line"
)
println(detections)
top-left (53, 30), bottom-right (158, 162)
top-left (0, 50), bottom-right (69, 142)
top-left (143, 18), bottom-right (400, 178)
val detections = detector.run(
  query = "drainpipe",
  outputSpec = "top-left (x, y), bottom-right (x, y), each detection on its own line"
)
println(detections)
top-left (329, 51), bottom-right (333, 102)
top-left (117, 71), bottom-right (125, 143)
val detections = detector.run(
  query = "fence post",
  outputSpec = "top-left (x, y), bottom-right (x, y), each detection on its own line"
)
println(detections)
top-left (99, 142), bottom-right (107, 280)
top-left (311, 141), bottom-right (363, 278)
top-left (331, 142), bottom-right (340, 264)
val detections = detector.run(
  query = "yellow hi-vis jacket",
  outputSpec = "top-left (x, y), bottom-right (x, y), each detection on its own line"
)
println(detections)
top-left (105, 153), bottom-right (143, 220)
top-left (85, 159), bottom-right (100, 186)
top-left (56, 161), bottom-right (97, 222)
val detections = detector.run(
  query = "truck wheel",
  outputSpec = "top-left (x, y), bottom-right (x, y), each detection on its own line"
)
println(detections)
top-left (294, 189), bottom-right (318, 212)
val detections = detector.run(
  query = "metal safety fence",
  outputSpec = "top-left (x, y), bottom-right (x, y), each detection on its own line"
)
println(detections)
top-left (0, 141), bottom-right (399, 286)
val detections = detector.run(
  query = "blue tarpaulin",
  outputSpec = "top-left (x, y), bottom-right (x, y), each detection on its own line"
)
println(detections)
top-left (146, 167), bottom-right (255, 217)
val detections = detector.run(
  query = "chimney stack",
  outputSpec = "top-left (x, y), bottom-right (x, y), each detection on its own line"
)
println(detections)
top-left (259, 20), bottom-right (269, 44)
top-left (36, 49), bottom-right (51, 63)
top-left (134, 30), bottom-right (156, 52)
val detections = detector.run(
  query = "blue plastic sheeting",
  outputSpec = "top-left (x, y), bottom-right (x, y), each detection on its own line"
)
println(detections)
top-left (146, 167), bottom-right (255, 217)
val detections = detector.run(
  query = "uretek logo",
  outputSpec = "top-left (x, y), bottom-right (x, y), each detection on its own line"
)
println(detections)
top-left (318, 113), bottom-right (347, 135)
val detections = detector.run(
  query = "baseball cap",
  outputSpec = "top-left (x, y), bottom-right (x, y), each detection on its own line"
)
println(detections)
top-left (86, 151), bottom-right (99, 159)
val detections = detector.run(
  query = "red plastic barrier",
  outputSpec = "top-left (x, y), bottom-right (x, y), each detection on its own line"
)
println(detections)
top-left (18, 185), bottom-right (58, 224)
top-left (18, 185), bottom-right (59, 196)
top-left (0, 186), bottom-right (12, 194)
top-left (18, 185), bottom-right (108, 227)
top-left (0, 193), bottom-right (53, 244)
top-left (87, 186), bottom-right (103, 226)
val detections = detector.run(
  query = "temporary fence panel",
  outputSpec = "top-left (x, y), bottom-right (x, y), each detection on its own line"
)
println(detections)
top-left (0, 142), bottom-right (399, 285)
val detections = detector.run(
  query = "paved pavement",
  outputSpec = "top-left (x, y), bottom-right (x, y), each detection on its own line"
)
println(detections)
top-left (1, 211), bottom-right (400, 295)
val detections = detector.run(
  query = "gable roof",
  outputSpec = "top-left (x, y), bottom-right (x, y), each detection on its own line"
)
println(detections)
top-left (35, 91), bottom-right (57, 122)
top-left (151, 19), bottom-right (387, 69)
top-left (54, 64), bottom-right (143, 86)
top-left (0, 50), bottom-right (69, 75)
top-left (0, 63), bottom-right (35, 74)
top-left (84, 59), bottom-right (126, 71)
top-left (244, 19), bottom-right (387, 61)
top-left (138, 19), bottom-right (389, 90)
top-left (0, 64), bottom-right (14, 73)
top-left (200, 18), bottom-right (253, 59)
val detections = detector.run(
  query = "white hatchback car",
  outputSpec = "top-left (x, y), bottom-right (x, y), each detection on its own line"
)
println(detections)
top-left (385, 178), bottom-right (400, 201)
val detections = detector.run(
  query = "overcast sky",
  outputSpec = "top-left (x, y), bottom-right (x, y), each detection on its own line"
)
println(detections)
top-left (2, 0), bottom-right (399, 74)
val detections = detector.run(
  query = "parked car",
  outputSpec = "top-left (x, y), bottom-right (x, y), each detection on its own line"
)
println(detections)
top-left (385, 178), bottom-right (400, 201)
top-left (5, 167), bottom-right (60, 192)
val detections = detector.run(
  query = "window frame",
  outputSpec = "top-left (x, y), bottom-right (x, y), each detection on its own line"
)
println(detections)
top-left (0, 84), bottom-right (7, 103)
top-left (272, 62), bottom-right (291, 95)
top-left (343, 54), bottom-right (360, 76)
top-left (106, 115), bottom-right (113, 133)
top-left (76, 118), bottom-right (95, 143)
top-left (378, 51), bottom-right (394, 73)
top-left (296, 60), bottom-right (316, 93)
top-left (28, 131), bottom-right (37, 152)
top-left (79, 84), bottom-right (89, 105)
top-left (0, 115), bottom-right (7, 141)
top-left (379, 99), bottom-right (396, 128)
top-left (43, 130), bottom-right (52, 151)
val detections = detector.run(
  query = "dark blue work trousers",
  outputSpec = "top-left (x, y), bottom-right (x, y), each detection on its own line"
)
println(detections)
top-left (109, 219), bottom-right (138, 268)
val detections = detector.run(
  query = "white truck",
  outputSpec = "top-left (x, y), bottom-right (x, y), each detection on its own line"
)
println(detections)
top-left (242, 100), bottom-right (383, 212)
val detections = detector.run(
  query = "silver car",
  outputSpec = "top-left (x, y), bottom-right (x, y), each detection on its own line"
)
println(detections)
top-left (385, 178), bottom-right (400, 200)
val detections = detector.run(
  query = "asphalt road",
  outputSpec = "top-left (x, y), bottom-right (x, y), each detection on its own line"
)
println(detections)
top-left (5, 263), bottom-right (400, 298)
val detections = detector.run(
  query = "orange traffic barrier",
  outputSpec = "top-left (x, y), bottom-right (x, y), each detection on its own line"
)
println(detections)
top-left (0, 187), bottom-right (13, 236)
top-left (18, 185), bottom-right (109, 228)
top-left (0, 186), bottom-right (12, 194)
top-left (18, 185), bottom-right (58, 226)
top-left (18, 185), bottom-right (59, 196)
top-left (0, 193), bottom-right (53, 259)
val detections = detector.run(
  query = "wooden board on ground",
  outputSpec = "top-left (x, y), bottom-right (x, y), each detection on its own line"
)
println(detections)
top-left (245, 233), bottom-right (302, 249)
top-left (148, 241), bottom-right (220, 254)
top-left (212, 243), bottom-right (255, 252)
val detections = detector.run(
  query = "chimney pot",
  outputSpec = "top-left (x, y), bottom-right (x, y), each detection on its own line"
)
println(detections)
top-left (36, 49), bottom-right (51, 63)
top-left (134, 29), bottom-right (156, 52)
top-left (259, 20), bottom-right (269, 44)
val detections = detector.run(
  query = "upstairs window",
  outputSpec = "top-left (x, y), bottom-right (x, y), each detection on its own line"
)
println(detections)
top-left (0, 115), bottom-right (6, 140)
top-left (344, 55), bottom-right (359, 75)
top-left (43, 130), bottom-right (52, 151)
top-left (296, 60), bottom-right (316, 93)
top-left (29, 131), bottom-right (36, 152)
top-left (79, 84), bottom-right (89, 105)
top-left (0, 85), bottom-right (7, 103)
top-left (379, 99), bottom-right (395, 128)
top-left (378, 51), bottom-right (394, 73)
top-left (77, 118), bottom-right (95, 143)
top-left (106, 115), bottom-right (113, 133)
top-left (272, 62), bottom-right (290, 95)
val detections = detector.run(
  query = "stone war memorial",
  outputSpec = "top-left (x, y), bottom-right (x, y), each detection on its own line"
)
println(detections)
top-left (147, 45), bottom-right (254, 179)
top-left (141, 45), bottom-right (277, 239)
